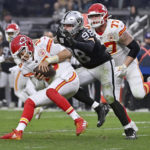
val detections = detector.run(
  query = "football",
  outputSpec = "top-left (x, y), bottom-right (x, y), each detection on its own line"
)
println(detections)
top-left (33, 64), bottom-right (56, 78)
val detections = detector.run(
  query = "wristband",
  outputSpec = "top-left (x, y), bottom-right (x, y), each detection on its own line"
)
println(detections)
top-left (45, 55), bottom-right (59, 64)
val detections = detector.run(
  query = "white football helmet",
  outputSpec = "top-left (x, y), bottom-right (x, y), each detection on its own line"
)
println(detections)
top-left (61, 11), bottom-right (84, 36)
top-left (88, 3), bottom-right (108, 28)
top-left (5, 23), bottom-right (20, 42)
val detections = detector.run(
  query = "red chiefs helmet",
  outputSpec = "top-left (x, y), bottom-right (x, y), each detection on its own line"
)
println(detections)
top-left (88, 3), bottom-right (108, 28)
top-left (10, 34), bottom-right (34, 61)
top-left (5, 23), bottom-right (20, 42)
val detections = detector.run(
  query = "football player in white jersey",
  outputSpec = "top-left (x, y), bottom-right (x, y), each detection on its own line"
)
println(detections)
top-left (88, 3), bottom-right (150, 100)
top-left (5, 23), bottom-right (48, 116)
top-left (0, 34), bottom-right (88, 140)
top-left (87, 3), bottom-right (150, 133)
top-left (5, 23), bottom-right (20, 43)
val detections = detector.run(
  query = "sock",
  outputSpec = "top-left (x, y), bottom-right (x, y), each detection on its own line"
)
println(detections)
top-left (73, 87), bottom-right (95, 106)
top-left (144, 82), bottom-right (150, 94)
top-left (16, 123), bottom-right (26, 131)
top-left (109, 101), bottom-right (129, 126)
top-left (91, 101), bottom-right (99, 109)
top-left (124, 123), bottom-right (132, 130)
top-left (16, 98), bottom-right (35, 131)
top-left (123, 106), bottom-right (131, 123)
top-left (69, 110), bottom-right (80, 120)
top-left (46, 88), bottom-right (80, 120)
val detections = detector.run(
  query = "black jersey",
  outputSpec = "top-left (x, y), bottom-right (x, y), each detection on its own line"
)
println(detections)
top-left (57, 28), bottom-right (111, 69)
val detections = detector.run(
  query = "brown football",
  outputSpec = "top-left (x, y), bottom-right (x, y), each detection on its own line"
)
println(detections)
top-left (33, 65), bottom-right (56, 78)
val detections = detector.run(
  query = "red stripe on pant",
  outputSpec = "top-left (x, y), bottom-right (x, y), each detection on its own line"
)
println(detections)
top-left (123, 106), bottom-right (131, 123)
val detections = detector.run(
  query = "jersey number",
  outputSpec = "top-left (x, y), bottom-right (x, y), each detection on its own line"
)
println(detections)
top-left (82, 30), bottom-right (94, 40)
top-left (111, 20), bottom-right (119, 28)
top-left (74, 49), bottom-right (91, 63)
top-left (104, 41), bottom-right (117, 55)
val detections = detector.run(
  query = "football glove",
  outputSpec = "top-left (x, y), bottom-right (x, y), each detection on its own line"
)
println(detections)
top-left (56, 27), bottom-right (76, 47)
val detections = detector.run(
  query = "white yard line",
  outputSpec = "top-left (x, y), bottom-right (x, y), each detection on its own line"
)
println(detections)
top-left (0, 125), bottom-right (150, 135)
top-left (0, 108), bottom-right (150, 112)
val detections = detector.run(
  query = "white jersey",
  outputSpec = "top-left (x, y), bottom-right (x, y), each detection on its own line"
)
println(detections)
top-left (90, 19), bottom-right (146, 100)
top-left (91, 19), bottom-right (134, 66)
top-left (20, 36), bottom-right (74, 81)
top-left (16, 36), bottom-right (79, 106)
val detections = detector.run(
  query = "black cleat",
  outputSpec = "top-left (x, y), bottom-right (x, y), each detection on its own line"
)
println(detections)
top-left (124, 128), bottom-right (137, 139)
top-left (94, 103), bottom-right (108, 127)
top-left (103, 103), bottom-right (110, 116)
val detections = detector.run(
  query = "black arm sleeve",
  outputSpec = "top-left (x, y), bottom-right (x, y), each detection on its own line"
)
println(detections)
top-left (127, 40), bottom-right (140, 58)
top-left (74, 40), bottom-right (95, 54)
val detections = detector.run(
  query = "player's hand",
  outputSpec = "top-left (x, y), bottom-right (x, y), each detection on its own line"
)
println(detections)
top-left (56, 27), bottom-right (76, 47)
top-left (56, 27), bottom-right (65, 44)
top-left (38, 60), bottom-right (49, 72)
top-left (63, 30), bottom-right (76, 47)
top-left (34, 72), bottom-right (46, 80)
top-left (115, 64), bottom-right (127, 78)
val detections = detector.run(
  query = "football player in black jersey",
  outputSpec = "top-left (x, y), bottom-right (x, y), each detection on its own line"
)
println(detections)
top-left (56, 11), bottom-right (136, 139)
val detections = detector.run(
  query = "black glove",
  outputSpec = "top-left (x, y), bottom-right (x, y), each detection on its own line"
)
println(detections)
top-left (63, 30), bottom-right (77, 47)
top-left (56, 27), bottom-right (77, 47)
top-left (56, 27), bottom-right (65, 44)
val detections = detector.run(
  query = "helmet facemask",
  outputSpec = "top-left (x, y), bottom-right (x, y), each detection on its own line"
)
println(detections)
top-left (5, 30), bottom-right (19, 42)
top-left (88, 13), bottom-right (106, 28)
top-left (88, 3), bottom-right (108, 28)
top-left (16, 46), bottom-right (33, 63)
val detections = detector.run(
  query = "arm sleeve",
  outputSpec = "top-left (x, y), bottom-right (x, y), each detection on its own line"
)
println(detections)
top-left (73, 40), bottom-right (95, 54)
top-left (127, 40), bottom-right (140, 58)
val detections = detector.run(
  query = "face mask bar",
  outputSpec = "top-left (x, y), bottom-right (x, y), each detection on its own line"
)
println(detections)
top-left (17, 46), bottom-right (32, 62)
top-left (88, 13), bottom-right (105, 28)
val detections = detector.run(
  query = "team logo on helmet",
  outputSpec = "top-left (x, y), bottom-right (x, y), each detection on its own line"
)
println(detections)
top-left (19, 37), bottom-right (27, 45)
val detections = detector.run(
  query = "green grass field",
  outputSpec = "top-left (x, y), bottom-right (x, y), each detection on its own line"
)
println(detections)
top-left (0, 109), bottom-right (149, 150)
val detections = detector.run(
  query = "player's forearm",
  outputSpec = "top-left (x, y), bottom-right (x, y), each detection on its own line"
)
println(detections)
top-left (57, 49), bottom-right (72, 62)
top-left (45, 49), bottom-right (72, 64)
top-left (123, 56), bottom-right (134, 67)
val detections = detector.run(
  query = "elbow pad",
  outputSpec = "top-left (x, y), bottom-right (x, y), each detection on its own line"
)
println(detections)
top-left (127, 40), bottom-right (140, 58)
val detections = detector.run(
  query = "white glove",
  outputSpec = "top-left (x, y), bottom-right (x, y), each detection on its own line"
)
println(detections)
top-left (0, 55), bottom-right (5, 63)
top-left (115, 64), bottom-right (127, 78)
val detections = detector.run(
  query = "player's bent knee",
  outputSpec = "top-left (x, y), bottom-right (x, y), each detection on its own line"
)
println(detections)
top-left (24, 98), bottom-right (35, 107)
top-left (46, 88), bottom-right (56, 98)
